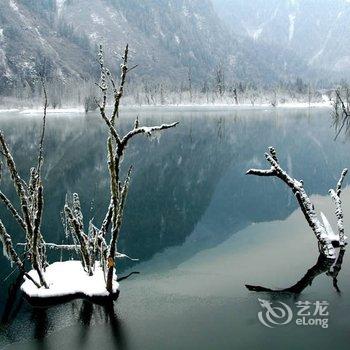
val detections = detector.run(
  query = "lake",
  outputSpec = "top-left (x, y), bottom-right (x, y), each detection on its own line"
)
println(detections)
top-left (0, 107), bottom-right (349, 349)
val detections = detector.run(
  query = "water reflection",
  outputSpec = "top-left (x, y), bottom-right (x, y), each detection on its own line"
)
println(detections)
top-left (0, 273), bottom-right (23, 327)
top-left (31, 308), bottom-right (49, 341)
top-left (1, 108), bottom-right (350, 349)
top-left (78, 300), bottom-right (128, 350)
top-left (117, 271), bottom-right (140, 283)
top-left (326, 247), bottom-right (346, 293)
top-left (246, 248), bottom-right (346, 294)
top-left (246, 254), bottom-right (333, 294)
top-left (0, 109), bottom-right (349, 273)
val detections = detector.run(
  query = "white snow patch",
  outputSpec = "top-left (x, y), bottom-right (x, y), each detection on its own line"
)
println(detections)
top-left (194, 13), bottom-right (204, 30)
top-left (320, 212), bottom-right (348, 243)
top-left (0, 37), bottom-right (12, 78)
top-left (89, 32), bottom-right (99, 42)
top-left (189, 51), bottom-right (196, 59)
top-left (21, 261), bottom-right (118, 298)
top-left (9, 0), bottom-right (27, 23)
top-left (309, 47), bottom-right (325, 65)
top-left (322, 94), bottom-right (330, 102)
top-left (174, 34), bottom-right (180, 44)
top-left (248, 27), bottom-right (263, 40)
top-left (20, 107), bottom-right (85, 115)
top-left (9, 0), bottom-right (19, 12)
top-left (309, 10), bottom-right (343, 65)
top-left (182, 5), bottom-right (190, 17)
top-left (245, 4), bottom-right (280, 41)
top-left (56, 0), bottom-right (66, 15)
top-left (320, 212), bottom-right (339, 242)
top-left (0, 109), bottom-right (20, 113)
top-left (91, 13), bottom-right (104, 25)
top-left (288, 14), bottom-right (296, 42)
top-left (228, 55), bottom-right (236, 66)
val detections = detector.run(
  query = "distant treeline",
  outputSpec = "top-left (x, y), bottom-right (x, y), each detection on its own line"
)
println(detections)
top-left (0, 73), bottom-right (345, 110)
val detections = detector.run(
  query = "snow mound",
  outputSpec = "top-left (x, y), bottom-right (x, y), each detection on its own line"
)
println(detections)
top-left (21, 261), bottom-right (118, 298)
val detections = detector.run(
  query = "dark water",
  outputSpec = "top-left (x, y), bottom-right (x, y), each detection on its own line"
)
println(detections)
top-left (0, 107), bottom-right (350, 349)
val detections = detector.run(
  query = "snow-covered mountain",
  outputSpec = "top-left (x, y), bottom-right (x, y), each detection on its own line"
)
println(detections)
top-left (0, 0), bottom-right (97, 92)
top-left (0, 0), bottom-right (347, 95)
top-left (213, 0), bottom-right (350, 76)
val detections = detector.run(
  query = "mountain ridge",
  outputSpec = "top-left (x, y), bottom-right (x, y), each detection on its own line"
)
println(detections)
top-left (0, 0), bottom-right (343, 98)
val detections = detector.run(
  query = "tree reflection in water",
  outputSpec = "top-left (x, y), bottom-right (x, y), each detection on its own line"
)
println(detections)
top-left (246, 248), bottom-right (346, 294)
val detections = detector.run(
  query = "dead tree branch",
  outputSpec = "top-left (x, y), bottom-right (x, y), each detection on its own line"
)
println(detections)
top-left (0, 85), bottom-right (50, 288)
top-left (64, 203), bottom-right (93, 276)
top-left (332, 88), bottom-right (350, 139)
top-left (246, 147), bottom-right (336, 259)
top-left (329, 168), bottom-right (348, 246)
top-left (94, 44), bottom-right (179, 293)
top-left (0, 220), bottom-right (40, 288)
top-left (0, 191), bottom-right (26, 231)
top-left (37, 77), bottom-right (47, 176)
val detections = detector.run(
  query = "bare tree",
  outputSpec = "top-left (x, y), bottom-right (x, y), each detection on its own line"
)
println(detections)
top-left (329, 168), bottom-right (348, 247)
top-left (270, 90), bottom-right (277, 107)
top-left (64, 44), bottom-right (179, 293)
top-left (83, 95), bottom-right (98, 114)
top-left (308, 84), bottom-right (312, 107)
top-left (246, 147), bottom-right (347, 259)
top-left (188, 67), bottom-right (193, 104)
top-left (0, 79), bottom-right (49, 288)
top-left (215, 63), bottom-right (225, 97)
top-left (232, 87), bottom-right (238, 105)
top-left (332, 87), bottom-right (350, 139)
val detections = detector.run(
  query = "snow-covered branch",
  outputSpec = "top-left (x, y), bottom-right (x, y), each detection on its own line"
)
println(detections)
top-left (111, 44), bottom-right (128, 124)
top-left (18, 242), bottom-right (78, 251)
top-left (327, 247), bottom-right (346, 293)
top-left (329, 168), bottom-right (348, 246)
top-left (0, 132), bottom-right (30, 220)
top-left (17, 242), bottom-right (139, 262)
top-left (246, 147), bottom-right (336, 259)
top-left (0, 191), bottom-right (26, 231)
top-left (0, 92), bottom-right (49, 288)
top-left (332, 89), bottom-right (350, 139)
top-left (64, 203), bottom-right (93, 276)
top-left (93, 45), bottom-right (179, 293)
top-left (36, 77), bottom-right (47, 176)
top-left (0, 220), bottom-right (40, 288)
top-left (121, 122), bottom-right (179, 147)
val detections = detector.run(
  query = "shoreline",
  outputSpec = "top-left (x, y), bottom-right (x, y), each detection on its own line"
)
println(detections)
top-left (0, 102), bottom-right (333, 116)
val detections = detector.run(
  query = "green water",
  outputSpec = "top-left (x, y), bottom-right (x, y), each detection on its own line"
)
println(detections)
top-left (0, 107), bottom-right (349, 349)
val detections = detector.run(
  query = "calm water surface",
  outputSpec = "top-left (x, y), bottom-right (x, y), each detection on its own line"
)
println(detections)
top-left (0, 107), bottom-right (349, 349)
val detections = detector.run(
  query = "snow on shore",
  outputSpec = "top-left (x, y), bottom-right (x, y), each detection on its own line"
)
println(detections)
top-left (0, 101), bottom-right (333, 116)
top-left (20, 107), bottom-right (85, 115)
top-left (21, 261), bottom-right (118, 298)
top-left (0, 108), bottom-right (20, 113)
